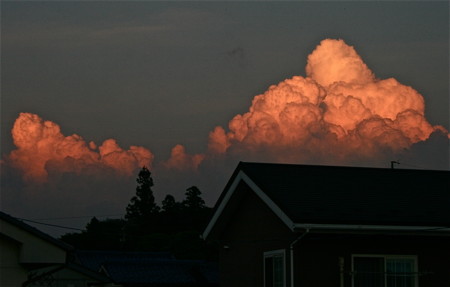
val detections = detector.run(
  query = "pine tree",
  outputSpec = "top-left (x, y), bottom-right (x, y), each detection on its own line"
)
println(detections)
top-left (162, 194), bottom-right (178, 213)
top-left (183, 186), bottom-right (205, 210)
top-left (125, 166), bottom-right (159, 222)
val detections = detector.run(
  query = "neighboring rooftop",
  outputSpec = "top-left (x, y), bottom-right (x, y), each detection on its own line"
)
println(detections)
top-left (0, 210), bottom-right (73, 251)
top-left (207, 162), bottom-right (450, 236)
top-left (75, 250), bottom-right (174, 272)
top-left (102, 259), bottom-right (218, 286)
top-left (75, 250), bottom-right (218, 287)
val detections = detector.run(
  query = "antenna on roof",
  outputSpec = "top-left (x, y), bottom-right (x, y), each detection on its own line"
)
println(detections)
top-left (390, 161), bottom-right (400, 169)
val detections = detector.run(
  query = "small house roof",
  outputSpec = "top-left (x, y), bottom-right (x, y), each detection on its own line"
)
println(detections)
top-left (75, 250), bottom-right (174, 272)
top-left (22, 263), bottom-right (112, 286)
top-left (75, 250), bottom-right (218, 286)
top-left (75, 250), bottom-right (218, 287)
top-left (0, 210), bottom-right (73, 251)
top-left (101, 259), bottom-right (217, 286)
top-left (203, 162), bottom-right (450, 239)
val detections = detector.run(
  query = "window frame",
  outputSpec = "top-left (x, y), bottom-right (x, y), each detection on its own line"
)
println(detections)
top-left (264, 249), bottom-right (286, 287)
top-left (351, 254), bottom-right (419, 287)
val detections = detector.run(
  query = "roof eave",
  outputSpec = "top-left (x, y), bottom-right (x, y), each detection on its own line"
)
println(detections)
top-left (293, 223), bottom-right (450, 234)
top-left (0, 211), bottom-right (73, 251)
top-left (202, 169), bottom-right (295, 240)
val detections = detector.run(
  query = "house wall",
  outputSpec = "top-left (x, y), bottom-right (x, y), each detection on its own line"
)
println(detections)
top-left (0, 234), bottom-right (28, 287)
top-left (1, 217), bottom-right (114, 287)
top-left (1, 217), bottom-right (68, 287)
top-left (293, 233), bottom-right (450, 287)
top-left (215, 182), bottom-right (450, 287)
top-left (218, 183), bottom-right (295, 287)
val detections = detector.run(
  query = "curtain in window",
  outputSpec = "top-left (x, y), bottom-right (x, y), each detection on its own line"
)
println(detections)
top-left (265, 257), bottom-right (274, 287)
top-left (386, 258), bottom-right (415, 287)
top-left (354, 257), bottom-right (385, 287)
top-left (273, 256), bottom-right (284, 287)
top-left (265, 254), bottom-right (284, 287)
top-left (353, 257), bottom-right (416, 287)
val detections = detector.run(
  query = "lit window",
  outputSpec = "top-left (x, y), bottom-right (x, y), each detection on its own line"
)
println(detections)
top-left (264, 250), bottom-right (285, 287)
top-left (352, 255), bottom-right (417, 287)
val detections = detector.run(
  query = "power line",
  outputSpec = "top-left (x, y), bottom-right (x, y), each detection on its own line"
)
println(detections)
top-left (16, 217), bottom-right (85, 232)
top-left (31, 214), bottom-right (125, 221)
top-left (13, 214), bottom-right (126, 235)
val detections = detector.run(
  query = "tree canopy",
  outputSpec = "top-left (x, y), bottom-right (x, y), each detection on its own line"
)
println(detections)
top-left (125, 166), bottom-right (159, 222)
top-left (183, 186), bottom-right (206, 210)
top-left (60, 166), bottom-right (217, 260)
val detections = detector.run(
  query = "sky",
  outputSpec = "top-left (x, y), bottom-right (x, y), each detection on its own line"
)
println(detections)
top-left (1, 1), bottom-right (449, 236)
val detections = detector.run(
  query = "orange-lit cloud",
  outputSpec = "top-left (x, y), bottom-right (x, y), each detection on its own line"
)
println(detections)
top-left (6, 39), bottom-right (448, 184)
top-left (208, 39), bottom-right (448, 162)
top-left (163, 144), bottom-right (204, 171)
top-left (8, 113), bottom-right (154, 183)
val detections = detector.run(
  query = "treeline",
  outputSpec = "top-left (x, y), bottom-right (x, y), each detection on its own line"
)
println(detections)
top-left (60, 167), bottom-right (217, 260)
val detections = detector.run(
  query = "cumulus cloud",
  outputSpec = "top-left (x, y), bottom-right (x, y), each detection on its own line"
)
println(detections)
top-left (163, 144), bottom-right (204, 171)
top-left (4, 38), bottom-right (448, 190)
top-left (306, 38), bottom-right (375, 87)
top-left (8, 113), bottom-right (154, 183)
top-left (208, 39), bottom-right (448, 163)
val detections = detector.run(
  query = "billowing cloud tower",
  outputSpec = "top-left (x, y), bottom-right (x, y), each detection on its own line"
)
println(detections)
top-left (208, 39), bottom-right (447, 163)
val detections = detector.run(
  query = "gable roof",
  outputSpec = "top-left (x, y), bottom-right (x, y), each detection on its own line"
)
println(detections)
top-left (0, 211), bottom-right (73, 251)
top-left (203, 162), bottom-right (450, 239)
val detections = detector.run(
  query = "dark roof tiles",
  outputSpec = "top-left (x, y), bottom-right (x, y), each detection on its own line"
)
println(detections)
top-left (103, 260), bottom-right (198, 285)
top-left (74, 250), bottom-right (218, 286)
top-left (238, 162), bottom-right (450, 226)
top-left (75, 250), bottom-right (174, 272)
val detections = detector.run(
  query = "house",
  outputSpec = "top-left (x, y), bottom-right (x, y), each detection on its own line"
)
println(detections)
top-left (202, 162), bottom-right (450, 287)
top-left (0, 211), bottom-right (112, 287)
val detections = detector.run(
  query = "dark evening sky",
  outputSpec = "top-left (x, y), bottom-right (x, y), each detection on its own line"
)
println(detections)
top-left (1, 1), bottom-right (448, 236)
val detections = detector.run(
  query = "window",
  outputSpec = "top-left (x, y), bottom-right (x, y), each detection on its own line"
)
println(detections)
top-left (264, 250), bottom-right (285, 287)
top-left (352, 255), bottom-right (418, 287)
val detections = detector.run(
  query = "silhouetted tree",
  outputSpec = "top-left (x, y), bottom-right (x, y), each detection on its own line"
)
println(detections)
top-left (61, 171), bottom-right (217, 258)
top-left (183, 186), bottom-right (205, 210)
top-left (60, 217), bottom-right (125, 250)
top-left (158, 194), bottom-right (181, 234)
top-left (125, 166), bottom-right (159, 221)
top-left (124, 166), bottom-right (160, 237)
top-left (162, 194), bottom-right (179, 213)
top-left (86, 216), bottom-right (100, 231)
